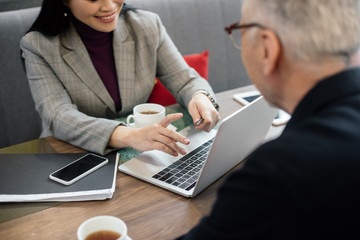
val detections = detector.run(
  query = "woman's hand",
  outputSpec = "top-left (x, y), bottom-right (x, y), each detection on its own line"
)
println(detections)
top-left (188, 93), bottom-right (220, 132)
top-left (109, 113), bottom-right (190, 156)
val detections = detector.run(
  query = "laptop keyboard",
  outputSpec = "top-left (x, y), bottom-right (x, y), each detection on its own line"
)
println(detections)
top-left (152, 137), bottom-right (214, 191)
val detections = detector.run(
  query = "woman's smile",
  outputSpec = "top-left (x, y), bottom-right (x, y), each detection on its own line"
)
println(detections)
top-left (66, 0), bottom-right (125, 32)
top-left (95, 10), bottom-right (118, 23)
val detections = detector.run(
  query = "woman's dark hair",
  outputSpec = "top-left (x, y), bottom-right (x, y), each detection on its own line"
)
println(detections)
top-left (27, 1), bottom-right (136, 36)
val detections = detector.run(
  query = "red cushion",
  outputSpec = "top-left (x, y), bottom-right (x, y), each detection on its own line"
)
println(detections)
top-left (147, 50), bottom-right (209, 106)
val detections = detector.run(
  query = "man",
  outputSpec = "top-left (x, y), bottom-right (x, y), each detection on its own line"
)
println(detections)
top-left (176, 0), bottom-right (360, 239)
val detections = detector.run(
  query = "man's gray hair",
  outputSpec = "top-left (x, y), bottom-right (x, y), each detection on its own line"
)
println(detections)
top-left (249, 0), bottom-right (360, 62)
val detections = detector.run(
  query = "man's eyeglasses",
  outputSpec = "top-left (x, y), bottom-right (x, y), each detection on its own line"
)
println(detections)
top-left (224, 22), bottom-right (267, 50)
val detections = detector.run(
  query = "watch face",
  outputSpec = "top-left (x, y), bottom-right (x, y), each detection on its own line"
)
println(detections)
top-left (205, 92), bottom-right (219, 110)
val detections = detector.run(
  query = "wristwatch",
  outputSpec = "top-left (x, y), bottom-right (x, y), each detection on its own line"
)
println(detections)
top-left (193, 90), bottom-right (220, 111)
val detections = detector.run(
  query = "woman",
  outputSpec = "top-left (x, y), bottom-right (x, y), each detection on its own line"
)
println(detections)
top-left (21, 0), bottom-right (219, 156)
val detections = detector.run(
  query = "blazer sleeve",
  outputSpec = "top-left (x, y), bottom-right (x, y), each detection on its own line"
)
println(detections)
top-left (20, 33), bottom-right (120, 155)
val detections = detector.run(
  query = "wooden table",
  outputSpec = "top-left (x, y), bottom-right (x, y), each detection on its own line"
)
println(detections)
top-left (0, 86), bottom-right (282, 240)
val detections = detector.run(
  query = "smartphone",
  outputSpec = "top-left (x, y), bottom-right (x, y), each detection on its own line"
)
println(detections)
top-left (233, 90), bottom-right (291, 126)
top-left (49, 153), bottom-right (108, 185)
top-left (233, 90), bottom-right (262, 105)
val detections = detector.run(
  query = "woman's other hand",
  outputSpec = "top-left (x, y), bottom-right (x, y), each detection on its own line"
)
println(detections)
top-left (188, 93), bottom-right (220, 132)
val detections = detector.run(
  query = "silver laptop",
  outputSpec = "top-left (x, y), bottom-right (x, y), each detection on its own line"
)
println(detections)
top-left (118, 96), bottom-right (277, 198)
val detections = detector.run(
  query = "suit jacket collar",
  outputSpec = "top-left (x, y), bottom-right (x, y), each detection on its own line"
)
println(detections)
top-left (286, 67), bottom-right (360, 129)
top-left (60, 16), bottom-right (135, 115)
top-left (113, 16), bottom-right (136, 114)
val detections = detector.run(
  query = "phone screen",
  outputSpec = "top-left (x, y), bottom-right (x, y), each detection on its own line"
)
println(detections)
top-left (243, 94), bottom-right (261, 103)
top-left (50, 154), bottom-right (108, 182)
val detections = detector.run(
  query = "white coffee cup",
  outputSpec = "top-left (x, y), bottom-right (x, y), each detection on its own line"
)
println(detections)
top-left (77, 215), bottom-right (131, 240)
top-left (126, 103), bottom-right (165, 128)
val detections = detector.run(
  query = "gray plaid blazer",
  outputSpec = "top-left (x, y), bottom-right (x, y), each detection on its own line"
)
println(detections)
top-left (20, 10), bottom-right (214, 155)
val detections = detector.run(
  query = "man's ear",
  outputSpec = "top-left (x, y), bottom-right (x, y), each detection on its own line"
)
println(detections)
top-left (259, 29), bottom-right (281, 76)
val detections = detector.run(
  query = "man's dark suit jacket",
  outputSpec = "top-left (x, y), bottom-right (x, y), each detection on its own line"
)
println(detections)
top-left (177, 68), bottom-right (360, 239)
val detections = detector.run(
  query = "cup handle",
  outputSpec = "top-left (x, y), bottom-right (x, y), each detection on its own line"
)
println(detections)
top-left (126, 115), bottom-right (135, 128)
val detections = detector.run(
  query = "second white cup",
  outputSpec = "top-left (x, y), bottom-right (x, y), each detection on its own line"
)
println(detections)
top-left (77, 215), bottom-right (130, 240)
top-left (126, 103), bottom-right (165, 128)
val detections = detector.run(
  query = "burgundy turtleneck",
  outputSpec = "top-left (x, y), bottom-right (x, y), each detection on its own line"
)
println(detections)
top-left (72, 17), bottom-right (122, 112)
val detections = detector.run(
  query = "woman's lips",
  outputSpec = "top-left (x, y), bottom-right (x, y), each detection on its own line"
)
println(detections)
top-left (96, 11), bottom-right (117, 23)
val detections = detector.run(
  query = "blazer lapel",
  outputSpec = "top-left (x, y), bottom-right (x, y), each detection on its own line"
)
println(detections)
top-left (113, 17), bottom-right (135, 114)
top-left (60, 24), bottom-right (116, 113)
